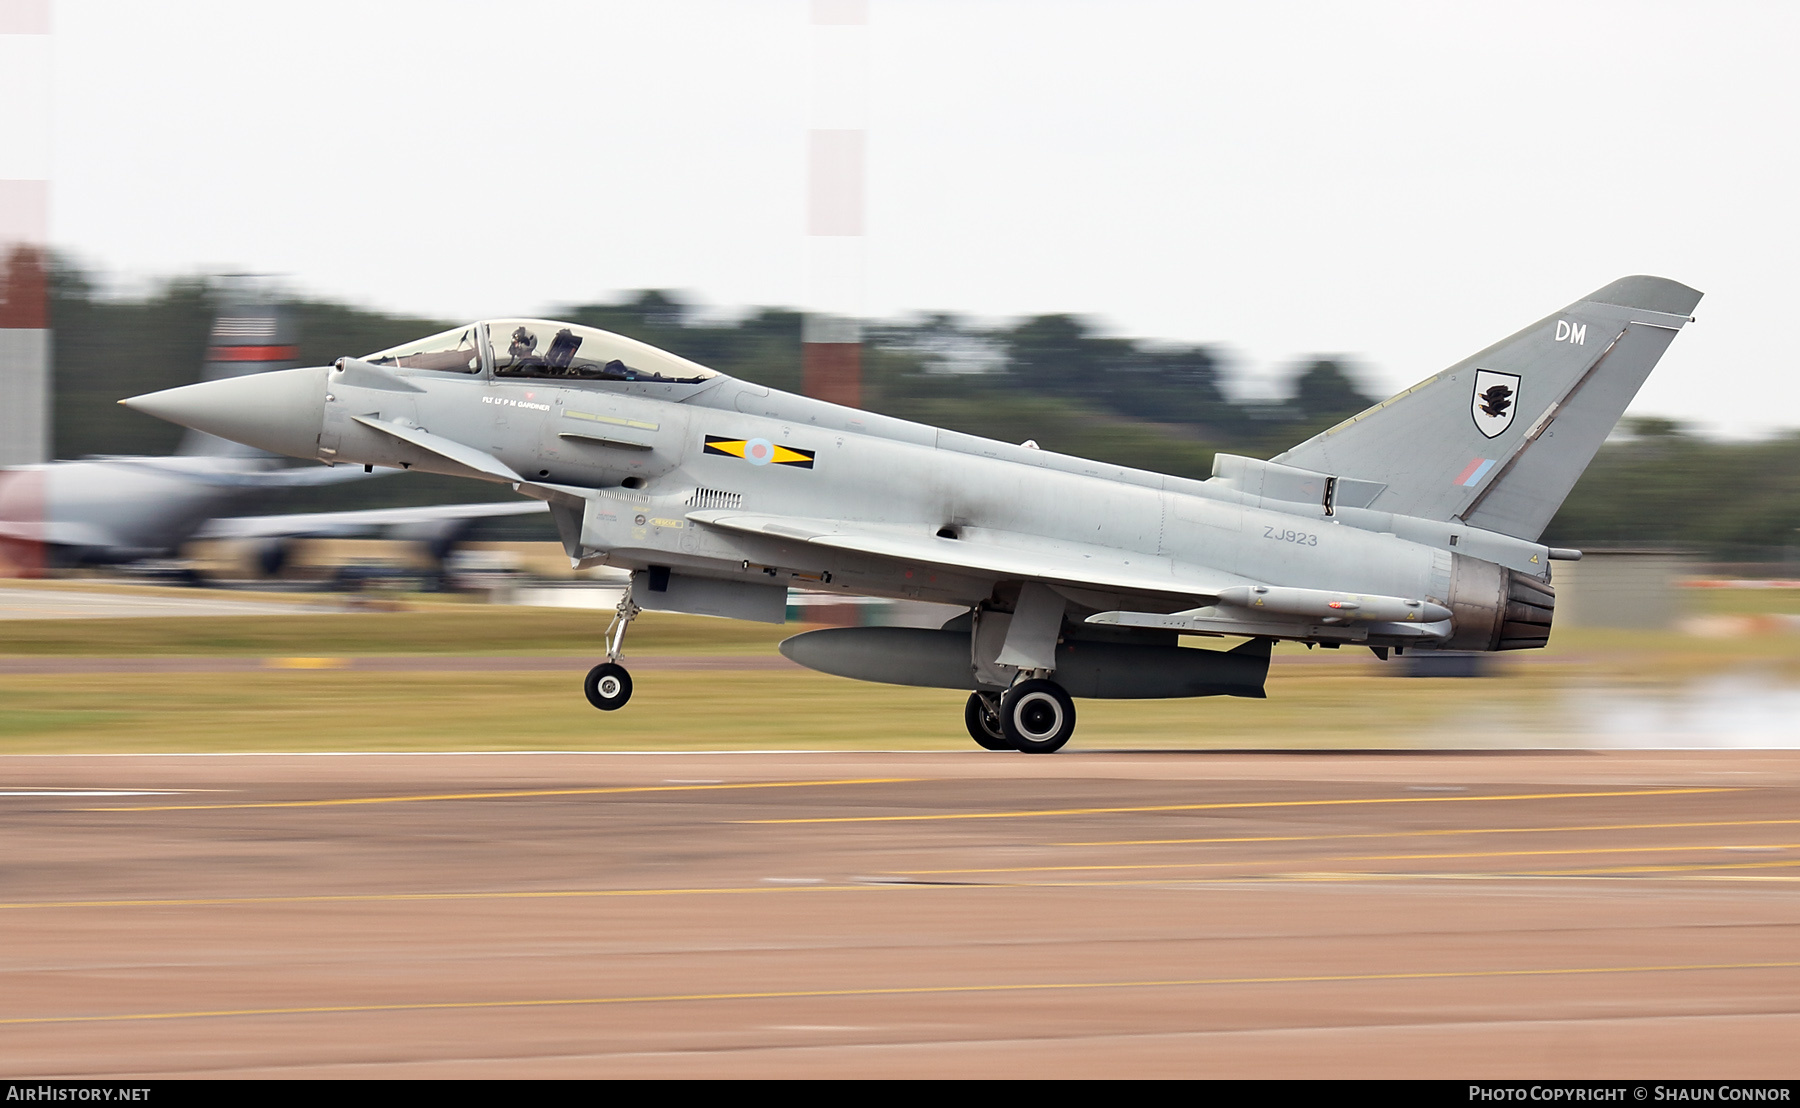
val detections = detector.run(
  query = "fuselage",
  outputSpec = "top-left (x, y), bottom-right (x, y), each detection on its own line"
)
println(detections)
top-left (114, 281), bottom-right (1706, 742)
top-left (305, 357), bottom-right (1509, 645)
top-left (119, 316), bottom-right (1558, 652)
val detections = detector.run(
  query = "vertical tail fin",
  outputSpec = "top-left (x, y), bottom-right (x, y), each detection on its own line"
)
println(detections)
top-left (1273, 276), bottom-right (1702, 540)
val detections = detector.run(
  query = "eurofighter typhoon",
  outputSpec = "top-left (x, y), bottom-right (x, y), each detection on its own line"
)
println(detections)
top-left (121, 278), bottom-right (1701, 752)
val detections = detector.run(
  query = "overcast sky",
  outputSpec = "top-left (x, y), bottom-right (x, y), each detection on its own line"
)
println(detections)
top-left (17, 1), bottom-right (1800, 435)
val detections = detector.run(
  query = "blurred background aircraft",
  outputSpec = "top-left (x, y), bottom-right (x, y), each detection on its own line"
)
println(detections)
top-left (0, 281), bottom-right (546, 584)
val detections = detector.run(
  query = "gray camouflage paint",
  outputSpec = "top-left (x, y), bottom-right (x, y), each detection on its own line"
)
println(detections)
top-left (120, 276), bottom-right (1701, 683)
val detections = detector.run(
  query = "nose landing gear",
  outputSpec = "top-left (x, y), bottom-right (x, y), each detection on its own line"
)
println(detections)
top-left (584, 593), bottom-right (640, 711)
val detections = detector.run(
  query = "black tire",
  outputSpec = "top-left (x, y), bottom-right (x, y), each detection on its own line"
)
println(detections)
top-left (964, 692), bottom-right (1014, 751)
top-left (583, 662), bottom-right (633, 711)
top-left (999, 679), bottom-right (1076, 754)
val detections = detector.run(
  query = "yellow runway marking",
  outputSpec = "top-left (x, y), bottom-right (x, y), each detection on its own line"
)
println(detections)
top-left (1062, 817), bottom-right (1800, 848)
top-left (6, 960), bottom-right (1798, 1027)
top-left (946, 866), bottom-right (1800, 888)
top-left (1222, 861), bottom-right (1800, 882)
top-left (855, 871), bottom-right (1800, 890)
top-left (900, 842), bottom-right (1800, 876)
top-left (739, 787), bottom-right (1732, 825)
top-left (8, 860), bottom-right (1800, 914)
top-left (1512, 858), bottom-right (1800, 878)
top-left (264, 657), bottom-right (350, 670)
top-left (0, 883), bottom-right (895, 911)
top-left (83, 777), bottom-right (921, 813)
top-left (984, 858), bottom-right (1800, 885)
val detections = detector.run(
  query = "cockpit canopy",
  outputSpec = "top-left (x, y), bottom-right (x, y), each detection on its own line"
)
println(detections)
top-left (364, 324), bottom-right (482, 373)
top-left (362, 319), bottom-right (718, 384)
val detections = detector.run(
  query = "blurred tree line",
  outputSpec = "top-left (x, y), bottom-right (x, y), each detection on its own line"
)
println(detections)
top-left (41, 260), bottom-right (1800, 561)
top-left (1540, 418), bottom-right (1800, 562)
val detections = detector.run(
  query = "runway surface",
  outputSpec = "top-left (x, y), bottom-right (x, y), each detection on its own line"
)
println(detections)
top-left (2, 750), bottom-right (1797, 1078)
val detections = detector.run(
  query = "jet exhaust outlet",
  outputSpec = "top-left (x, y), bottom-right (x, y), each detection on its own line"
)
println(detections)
top-left (1496, 572), bottom-right (1555, 650)
top-left (1442, 554), bottom-right (1555, 651)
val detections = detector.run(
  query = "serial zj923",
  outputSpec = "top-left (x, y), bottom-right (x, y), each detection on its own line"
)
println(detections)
top-left (1263, 526), bottom-right (1319, 546)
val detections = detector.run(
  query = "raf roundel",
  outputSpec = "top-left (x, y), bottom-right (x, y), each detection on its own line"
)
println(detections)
top-left (702, 435), bottom-right (816, 468)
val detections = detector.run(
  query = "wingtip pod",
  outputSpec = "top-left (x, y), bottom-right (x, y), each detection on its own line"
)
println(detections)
top-left (1582, 275), bottom-right (1703, 318)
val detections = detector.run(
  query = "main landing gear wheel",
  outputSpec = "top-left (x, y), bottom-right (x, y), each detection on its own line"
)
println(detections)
top-left (584, 662), bottom-right (633, 711)
top-left (1000, 679), bottom-right (1076, 754)
top-left (964, 692), bottom-right (1014, 751)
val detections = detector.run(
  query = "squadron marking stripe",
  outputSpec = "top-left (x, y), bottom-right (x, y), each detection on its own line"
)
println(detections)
top-left (703, 436), bottom-right (815, 468)
top-left (80, 776), bottom-right (919, 813)
top-left (737, 787), bottom-right (1733, 824)
top-left (5, 960), bottom-right (1797, 1026)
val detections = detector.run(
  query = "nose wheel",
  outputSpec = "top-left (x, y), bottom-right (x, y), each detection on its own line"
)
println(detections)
top-left (999, 679), bottom-right (1076, 754)
top-left (584, 662), bottom-right (633, 710)
top-left (583, 592), bottom-right (640, 711)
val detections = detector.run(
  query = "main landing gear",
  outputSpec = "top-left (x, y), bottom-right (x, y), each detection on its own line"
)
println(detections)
top-left (963, 679), bottom-right (1077, 754)
top-left (584, 593), bottom-right (639, 711)
top-left (963, 692), bottom-right (1011, 751)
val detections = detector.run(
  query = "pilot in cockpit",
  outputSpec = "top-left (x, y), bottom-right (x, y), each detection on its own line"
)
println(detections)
top-left (509, 326), bottom-right (540, 362)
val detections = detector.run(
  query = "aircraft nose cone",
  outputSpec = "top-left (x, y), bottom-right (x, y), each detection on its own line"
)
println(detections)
top-left (120, 366), bottom-right (329, 462)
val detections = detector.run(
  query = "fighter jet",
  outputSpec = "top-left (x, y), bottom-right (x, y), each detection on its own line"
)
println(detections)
top-left (120, 277), bottom-right (1701, 752)
top-left (0, 301), bottom-right (546, 578)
